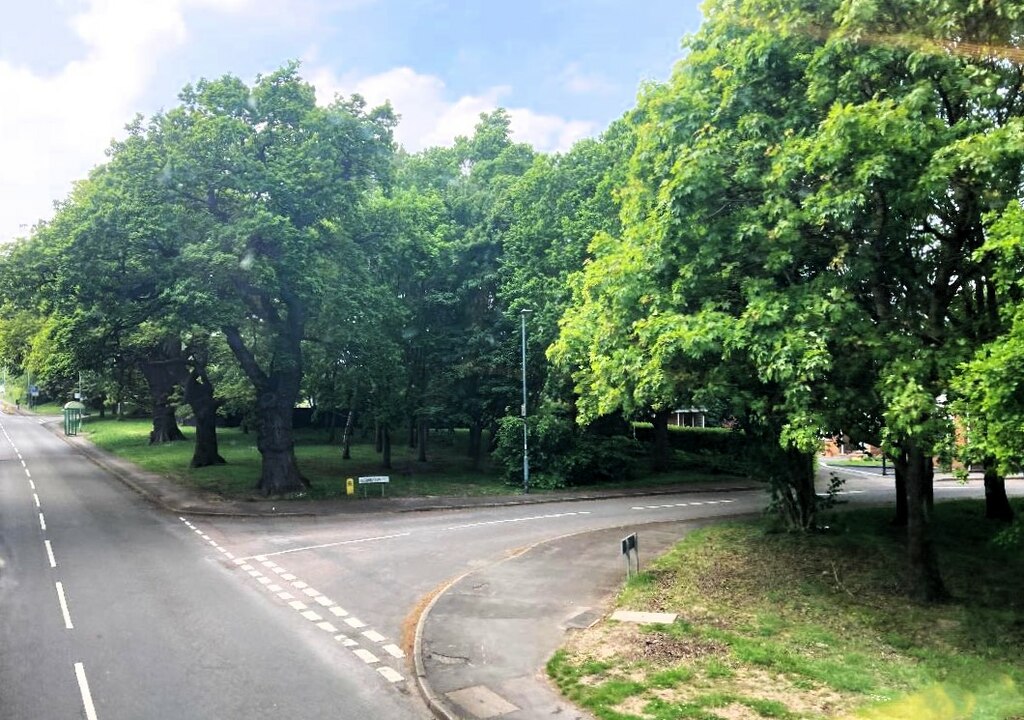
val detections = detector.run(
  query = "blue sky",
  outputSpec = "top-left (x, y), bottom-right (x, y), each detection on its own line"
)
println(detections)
top-left (0, 0), bottom-right (704, 243)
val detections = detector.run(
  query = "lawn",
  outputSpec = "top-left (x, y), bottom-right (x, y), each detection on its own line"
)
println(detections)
top-left (80, 417), bottom-right (745, 500)
top-left (549, 501), bottom-right (1024, 719)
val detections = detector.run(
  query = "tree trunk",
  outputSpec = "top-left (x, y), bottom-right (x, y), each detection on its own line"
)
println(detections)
top-left (652, 408), bottom-right (671, 471)
top-left (254, 390), bottom-right (307, 494)
top-left (468, 422), bottom-right (483, 468)
top-left (381, 423), bottom-right (392, 469)
top-left (341, 407), bottom-right (355, 460)
top-left (181, 357), bottom-right (224, 469)
top-left (409, 419), bottom-right (417, 448)
top-left (924, 457), bottom-right (934, 511)
top-left (375, 421), bottom-right (383, 453)
top-left (140, 350), bottom-right (186, 445)
top-left (892, 450), bottom-right (908, 527)
top-left (327, 410), bottom-right (337, 444)
top-left (905, 443), bottom-right (947, 602)
top-left (417, 418), bottom-right (428, 462)
top-left (983, 458), bottom-right (1015, 521)
top-left (223, 323), bottom-right (308, 496)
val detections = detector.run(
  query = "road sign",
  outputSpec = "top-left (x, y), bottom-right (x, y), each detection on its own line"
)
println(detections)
top-left (358, 475), bottom-right (390, 497)
top-left (621, 533), bottom-right (639, 579)
top-left (29, 385), bottom-right (39, 397)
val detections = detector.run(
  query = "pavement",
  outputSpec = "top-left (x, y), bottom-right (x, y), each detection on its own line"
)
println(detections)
top-left (5, 405), bottom-right (768, 719)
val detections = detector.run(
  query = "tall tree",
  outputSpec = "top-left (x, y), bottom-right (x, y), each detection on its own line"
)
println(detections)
top-left (146, 65), bottom-right (396, 494)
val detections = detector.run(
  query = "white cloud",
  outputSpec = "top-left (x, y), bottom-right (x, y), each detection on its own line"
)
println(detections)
top-left (0, 0), bottom-right (252, 244)
top-left (310, 65), bottom-right (595, 154)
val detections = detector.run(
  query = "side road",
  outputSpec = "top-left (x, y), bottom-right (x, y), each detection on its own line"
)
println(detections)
top-left (19, 409), bottom-right (762, 518)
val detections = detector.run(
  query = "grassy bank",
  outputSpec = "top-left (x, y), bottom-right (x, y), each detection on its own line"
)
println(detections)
top-left (549, 501), bottom-right (1024, 719)
top-left (81, 418), bottom-right (745, 499)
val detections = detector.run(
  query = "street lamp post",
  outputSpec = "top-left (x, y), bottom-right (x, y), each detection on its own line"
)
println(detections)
top-left (520, 308), bottom-right (532, 494)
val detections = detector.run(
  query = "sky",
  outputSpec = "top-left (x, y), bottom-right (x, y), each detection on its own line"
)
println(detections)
top-left (0, 0), bottom-right (704, 244)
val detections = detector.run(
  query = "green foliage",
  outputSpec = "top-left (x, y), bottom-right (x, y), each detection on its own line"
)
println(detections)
top-left (492, 402), bottom-right (641, 488)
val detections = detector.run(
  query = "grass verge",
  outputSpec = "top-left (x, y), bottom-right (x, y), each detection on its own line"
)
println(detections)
top-left (80, 418), bottom-right (744, 500)
top-left (549, 501), bottom-right (1024, 720)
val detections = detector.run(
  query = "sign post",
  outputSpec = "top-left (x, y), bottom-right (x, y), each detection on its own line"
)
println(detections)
top-left (357, 475), bottom-right (390, 498)
top-left (621, 533), bottom-right (639, 580)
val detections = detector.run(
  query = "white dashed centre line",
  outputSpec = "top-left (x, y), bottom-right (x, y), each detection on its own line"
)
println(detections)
top-left (38, 513), bottom-right (46, 531)
top-left (44, 540), bottom-right (57, 568)
top-left (32, 493), bottom-right (40, 507)
top-left (74, 663), bottom-right (99, 720)
top-left (445, 510), bottom-right (591, 531)
top-left (55, 582), bottom-right (74, 629)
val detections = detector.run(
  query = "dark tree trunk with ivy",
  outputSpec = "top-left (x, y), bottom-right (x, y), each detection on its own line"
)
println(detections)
top-left (140, 346), bottom-right (187, 445)
top-left (652, 408), bottom-right (671, 471)
top-left (181, 353), bottom-right (224, 468)
top-left (983, 458), bottom-right (1015, 522)
top-left (224, 320), bottom-right (309, 496)
top-left (381, 423), bottom-right (392, 469)
top-left (905, 443), bottom-right (947, 602)
top-left (468, 421), bottom-right (483, 468)
top-left (417, 418), bottom-right (428, 462)
top-left (892, 451), bottom-right (908, 527)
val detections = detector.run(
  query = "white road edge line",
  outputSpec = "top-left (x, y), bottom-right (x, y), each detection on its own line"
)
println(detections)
top-left (45, 540), bottom-right (57, 568)
top-left (56, 581), bottom-right (74, 629)
top-left (74, 662), bottom-right (99, 720)
top-left (236, 532), bottom-right (412, 560)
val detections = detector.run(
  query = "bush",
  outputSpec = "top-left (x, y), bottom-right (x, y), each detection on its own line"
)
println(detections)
top-left (493, 403), bottom-right (642, 489)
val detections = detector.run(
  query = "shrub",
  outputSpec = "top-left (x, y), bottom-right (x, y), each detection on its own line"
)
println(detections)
top-left (493, 402), bottom-right (642, 489)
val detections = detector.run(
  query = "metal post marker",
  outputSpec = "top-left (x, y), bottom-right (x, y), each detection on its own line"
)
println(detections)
top-left (520, 308), bottom-right (532, 494)
top-left (621, 533), bottom-right (639, 580)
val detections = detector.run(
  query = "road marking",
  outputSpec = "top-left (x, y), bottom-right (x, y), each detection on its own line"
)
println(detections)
top-left (383, 644), bottom-right (405, 659)
top-left (362, 630), bottom-right (385, 643)
top-left (344, 616), bottom-right (367, 629)
top-left (317, 621), bottom-right (338, 633)
top-left (281, 573), bottom-right (297, 581)
top-left (632, 499), bottom-right (736, 511)
top-left (313, 595), bottom-right (334, 607)
top-left (45, 540), bottom-right (57, 568)
top-left (302, 587), bottom-right (321, 598)
top-left (247, 569), bottom-right (262, 578)
top-left (336, 635), bottom-right (359, 647)
top-left (353, 648), bottom-right (379, 664)
top-left (277, 591), bottom-right (294, 600)
top-left (445, 511), bottom-right (591, 531)
top-left (268, 583), bottom-right (283, 592)
top-left (56, 582), bottom-right (74, 629)
top-left (330, 606), bottom-right (349, 617)
top-left (74, 663), bottom-right (99, 720)
top-left (28, 479), bottom-right (35, 490)
top-left (378, 667), bottom-right (404, 683)
top-left (25, 468), bottom-right (31, 478)
top-left (292, 580), bottom-right (308, 589)
top-left (288, 600), bottom-right (308, 611)
top-left (33, 493), bottom-right (40, 507)
top-left (237, 532), bottom-right (412, 560)
top-left (257, 577), bottom-right (272, 585)
top-left (301, 610), bottom-right (323, 622)
top-left (39, 513), bottom-right (46, 531)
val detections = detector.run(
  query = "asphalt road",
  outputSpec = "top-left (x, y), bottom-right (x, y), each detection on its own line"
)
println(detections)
top-left (2, 412), bottom-right (1020, 720)
top-left (0, 413), bottom-right (424, 720)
